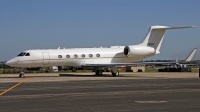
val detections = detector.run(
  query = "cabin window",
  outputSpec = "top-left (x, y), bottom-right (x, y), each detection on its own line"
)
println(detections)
top-left (74, 54), bottom-right (78, 58)
top-left (96, 54), bottom-right (100, 57)
top-left (18, 52), bottom-right (26, 56)
top-left (66, 55), bottom-right (70, 58)
top-left (89, 54), bottom-right (93, 58)
top-left (81, 54), bottom-right (85, 58)
top-left (25, 53), bottom-right (30, 56)
top-left (58, 55), bottom-right (62, 58)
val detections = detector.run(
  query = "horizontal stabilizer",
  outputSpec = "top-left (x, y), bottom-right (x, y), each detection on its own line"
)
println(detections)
top-left (151, 26), bottom-right (196, 30)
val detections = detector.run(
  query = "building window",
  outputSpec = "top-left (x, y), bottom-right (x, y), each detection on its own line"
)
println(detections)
top-left (96, 54), bottom-right (100, 57)
top-left (81, 54), bottom-right (85, 58)
top-left (74, 54), bottom-right (78, 58)
top-left (66, 55), bottom-right (70, 58)
top-left (89, 54), bottom-right (93, 58)
top-left (58, 55), bottom-right (62, 58)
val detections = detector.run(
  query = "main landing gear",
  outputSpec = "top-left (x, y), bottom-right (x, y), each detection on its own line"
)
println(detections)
top-left (94, 67), bottom-right (119, 77)
top-left (95, 70), bottom-right (103, 76)
top-left (111, 66), bottom-right (119, 76)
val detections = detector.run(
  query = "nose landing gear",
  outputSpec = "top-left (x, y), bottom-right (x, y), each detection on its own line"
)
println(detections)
top-left (19, 68), bottom-right (26, 78)
top-left (19, 71), bottom-right (25, 78)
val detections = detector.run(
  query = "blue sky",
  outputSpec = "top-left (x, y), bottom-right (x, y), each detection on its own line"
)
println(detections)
top-left (0, 0), bottom-right (200, 61)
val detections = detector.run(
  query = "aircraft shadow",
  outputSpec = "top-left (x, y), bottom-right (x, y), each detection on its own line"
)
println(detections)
top-left (59, 74), bottom-right (130, 77)
top-left (0, 73), bottom-right (134, 78)
top-left (0, 77), bottom-right (22, 78)
top-left (0, 76), bottom-right (59, 78)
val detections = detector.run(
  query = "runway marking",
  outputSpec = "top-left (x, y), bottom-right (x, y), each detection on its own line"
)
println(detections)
top-left (0, 78), bottom-right (31, 96)
top-left (135, 100), bottom-right (168, 104)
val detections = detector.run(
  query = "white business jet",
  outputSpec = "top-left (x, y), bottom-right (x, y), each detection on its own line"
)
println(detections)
top-left (150, 48), bottom-right (197, 67)
top-left (6, 25), bottom-right (195, 77)
top-left (175, 48), bottom-right (197, 67)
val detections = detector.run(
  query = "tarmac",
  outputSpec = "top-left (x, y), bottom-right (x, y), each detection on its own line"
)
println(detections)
top-left (0, 72), bottom-right (200, 112)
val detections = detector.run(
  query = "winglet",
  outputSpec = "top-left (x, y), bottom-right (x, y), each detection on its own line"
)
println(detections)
top-left (184, 48), bottom-right (197, 62)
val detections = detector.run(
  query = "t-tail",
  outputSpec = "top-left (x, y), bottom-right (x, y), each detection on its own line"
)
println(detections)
top-left (184, 48), bottom-right (197, 62)
top-left (175, 48), bottom-right (197, 65)
top-left (139, 25), bottom-right (196, 54)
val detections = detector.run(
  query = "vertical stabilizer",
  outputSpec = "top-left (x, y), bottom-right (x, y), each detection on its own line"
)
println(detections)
top-left (139, 26), bottom-right (196, 53)
top-left (184, 48), bottom-right (197, 62)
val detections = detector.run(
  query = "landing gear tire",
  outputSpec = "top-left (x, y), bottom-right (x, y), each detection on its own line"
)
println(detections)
top-left (111, 70), bottom-right (119, 77)
top-left (95, 70), bottom-right (103, 76)
top-left (19, 72), bottom-right (25, 78)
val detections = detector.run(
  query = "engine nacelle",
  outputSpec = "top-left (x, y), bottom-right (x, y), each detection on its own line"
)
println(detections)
top-left (124, 45), bottom-right (156, 56)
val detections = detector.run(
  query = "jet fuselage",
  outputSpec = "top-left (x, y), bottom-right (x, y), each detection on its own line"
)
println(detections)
top-left (6, 47), bottom-right (155, 68)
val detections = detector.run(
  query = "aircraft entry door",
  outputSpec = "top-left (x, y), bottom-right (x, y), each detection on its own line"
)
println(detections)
top-left (42, 52), bottom-right (50, 65)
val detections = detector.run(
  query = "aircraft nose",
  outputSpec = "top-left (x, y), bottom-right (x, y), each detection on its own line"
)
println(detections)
top-left (6, 58), bottom-right (18, 67)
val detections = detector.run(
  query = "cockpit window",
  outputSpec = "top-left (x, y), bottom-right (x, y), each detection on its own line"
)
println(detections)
top-left (25, 53), bottom-right (30, 56)
top-left (18, 52), bottom-right (26, 56)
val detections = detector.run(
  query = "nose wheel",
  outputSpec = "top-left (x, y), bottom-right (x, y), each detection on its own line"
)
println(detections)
top-left (19, 72), bottom-right (25, 78)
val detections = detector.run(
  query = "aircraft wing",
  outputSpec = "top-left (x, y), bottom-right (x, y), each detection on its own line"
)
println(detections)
top-left (180, 63), bottom-right (196, 66)
top-left (82, 62), bottom-right (177, 67)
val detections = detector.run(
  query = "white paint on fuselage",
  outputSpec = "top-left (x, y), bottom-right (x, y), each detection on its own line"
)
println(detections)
top-left (6, 47), bottom-right (155, 68)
